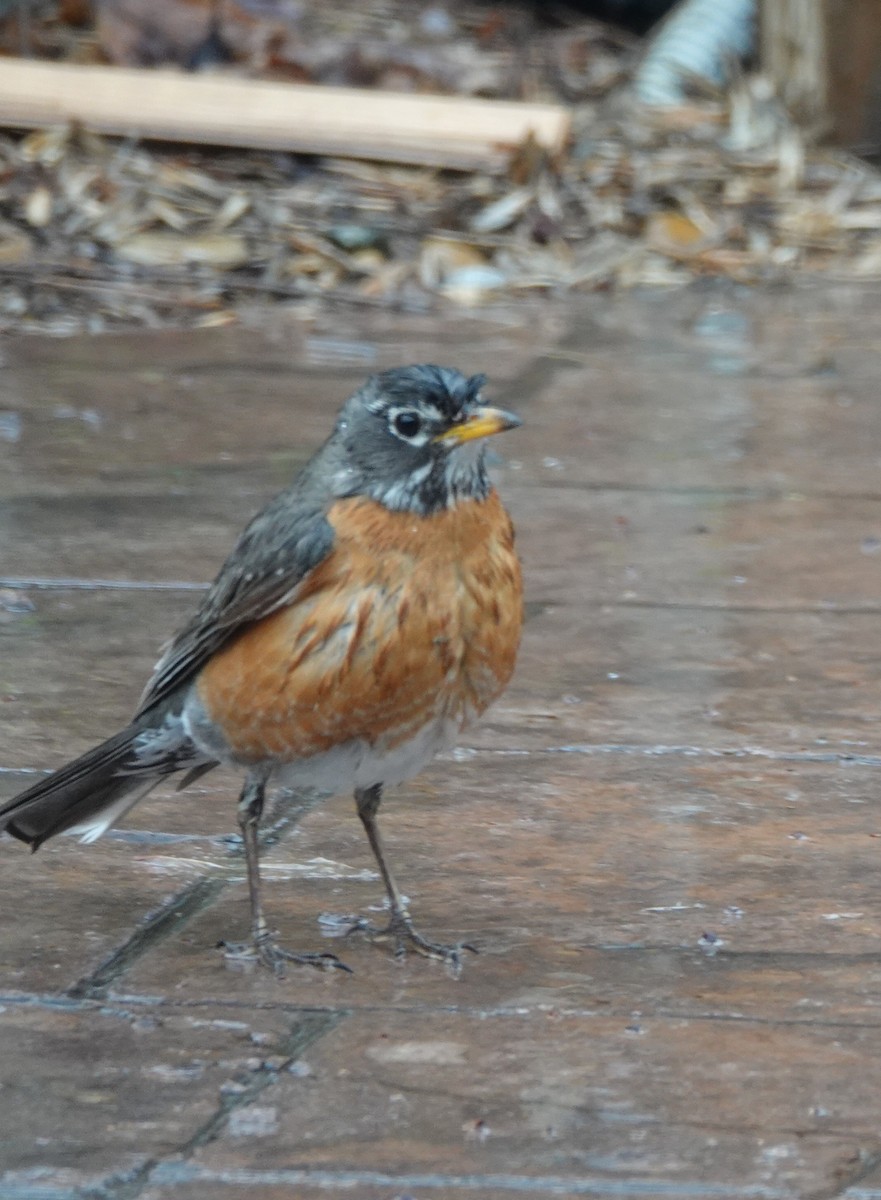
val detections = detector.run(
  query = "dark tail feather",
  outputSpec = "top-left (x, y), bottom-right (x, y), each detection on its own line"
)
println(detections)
top-left (0, 727), bottom-right (161, 850)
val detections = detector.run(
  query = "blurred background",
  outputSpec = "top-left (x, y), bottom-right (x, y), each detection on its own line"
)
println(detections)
top-left (0, 0), bottom-right (879, 334)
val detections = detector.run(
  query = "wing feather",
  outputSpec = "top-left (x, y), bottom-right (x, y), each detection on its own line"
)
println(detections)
top-left (136, 489), bottom-right (335, 718)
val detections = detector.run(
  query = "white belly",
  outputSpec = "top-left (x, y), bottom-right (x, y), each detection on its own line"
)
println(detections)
top-left (272, 714), bottom-right (461, 795)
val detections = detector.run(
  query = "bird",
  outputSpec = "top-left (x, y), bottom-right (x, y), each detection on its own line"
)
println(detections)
top-left (0, 365), bottom-right (523, 976)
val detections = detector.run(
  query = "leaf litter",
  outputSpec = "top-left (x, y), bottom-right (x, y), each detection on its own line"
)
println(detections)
top-left (0, 0), bottom-right (880, 333)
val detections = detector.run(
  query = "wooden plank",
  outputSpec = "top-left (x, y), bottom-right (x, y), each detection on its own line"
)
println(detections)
top-left (760, 0), bottom-right (881, 150)
top-left (823, 0), bottom-right (881, 150)
top-left (759, 0), bottom-right (828, 131)
top-left (0, 58), bottom-right (571, 172)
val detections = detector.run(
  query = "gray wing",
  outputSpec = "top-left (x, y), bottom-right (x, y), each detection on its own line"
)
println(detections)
top-left (135, 490), bottom-right (334, 719)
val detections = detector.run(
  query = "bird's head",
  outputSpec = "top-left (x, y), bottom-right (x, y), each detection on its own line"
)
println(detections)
top-left (330, 365), bottom-right (521, 513)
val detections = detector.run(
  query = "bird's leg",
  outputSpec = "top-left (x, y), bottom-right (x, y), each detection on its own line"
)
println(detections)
top-left (352, 784), bottom-right (476, 972)
top-left (221, 772), bottom-right (349, 977)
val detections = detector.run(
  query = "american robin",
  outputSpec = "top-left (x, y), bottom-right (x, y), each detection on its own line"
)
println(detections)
top-left (0, 365), bottom-right (522, 976)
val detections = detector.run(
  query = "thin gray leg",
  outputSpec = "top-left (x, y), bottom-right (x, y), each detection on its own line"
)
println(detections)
top-left (238, 772), bottom-right (269, 942)
top-left (354, 783), bottom-right (476, 971)
top-left (221, 771), bottom-right (351, 977)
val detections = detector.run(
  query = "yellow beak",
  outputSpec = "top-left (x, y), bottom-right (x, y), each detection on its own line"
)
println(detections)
top-left (434, 406), bottom-right (522, 445)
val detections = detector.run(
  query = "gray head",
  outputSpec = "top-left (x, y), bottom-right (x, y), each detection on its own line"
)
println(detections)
top-left (327, 365), bottom-right (521, 514)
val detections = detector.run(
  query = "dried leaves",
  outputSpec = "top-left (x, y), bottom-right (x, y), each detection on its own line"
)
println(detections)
top-left (1, 5), bottom-right (881, 331)
top-left (1, 0), bottom-right (633, 101)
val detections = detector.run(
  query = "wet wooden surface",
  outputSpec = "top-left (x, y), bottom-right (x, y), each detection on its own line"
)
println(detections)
top-left (3, 286), bottom-right (881, 1198)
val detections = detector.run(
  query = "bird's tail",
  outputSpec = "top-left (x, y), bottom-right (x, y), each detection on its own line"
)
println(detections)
top-left (0, 727), bottom-right (164, 850)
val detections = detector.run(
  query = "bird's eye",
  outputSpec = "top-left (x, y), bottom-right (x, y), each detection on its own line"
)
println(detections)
top-left (391, 411), bottom-right (423, 440)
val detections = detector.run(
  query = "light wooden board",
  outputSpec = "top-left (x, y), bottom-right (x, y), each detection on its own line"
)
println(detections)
top-left (0, 59), bottom-right (571, 171)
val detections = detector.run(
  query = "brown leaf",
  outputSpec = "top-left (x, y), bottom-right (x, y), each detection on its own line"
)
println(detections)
top-left (646, 210), bottom-right (721, 260)
top-left (114, 231), bottom-right (249, 269)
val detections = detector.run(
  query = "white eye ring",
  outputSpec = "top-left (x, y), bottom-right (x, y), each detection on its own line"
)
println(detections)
top-left (389, 408), bottom-right (426, 443)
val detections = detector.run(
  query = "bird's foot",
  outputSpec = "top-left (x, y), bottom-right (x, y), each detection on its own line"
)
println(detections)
top-left (345, 910), bottom-right (477, 975)
top-left (220, 931), bottom-right (352, 978)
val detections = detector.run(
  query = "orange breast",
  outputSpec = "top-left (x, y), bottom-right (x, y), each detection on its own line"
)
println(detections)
top-left (195, 492), bottom-right (523, 764)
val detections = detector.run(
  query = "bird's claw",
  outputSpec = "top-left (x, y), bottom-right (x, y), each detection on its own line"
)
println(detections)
top-left (344, 911), bottom-right (477, 974)
top-left (220, 933), bottom-right (352, 978)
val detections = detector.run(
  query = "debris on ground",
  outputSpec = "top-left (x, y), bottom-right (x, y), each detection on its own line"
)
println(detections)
top-left (0, 1), bottom-right (880, 333)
